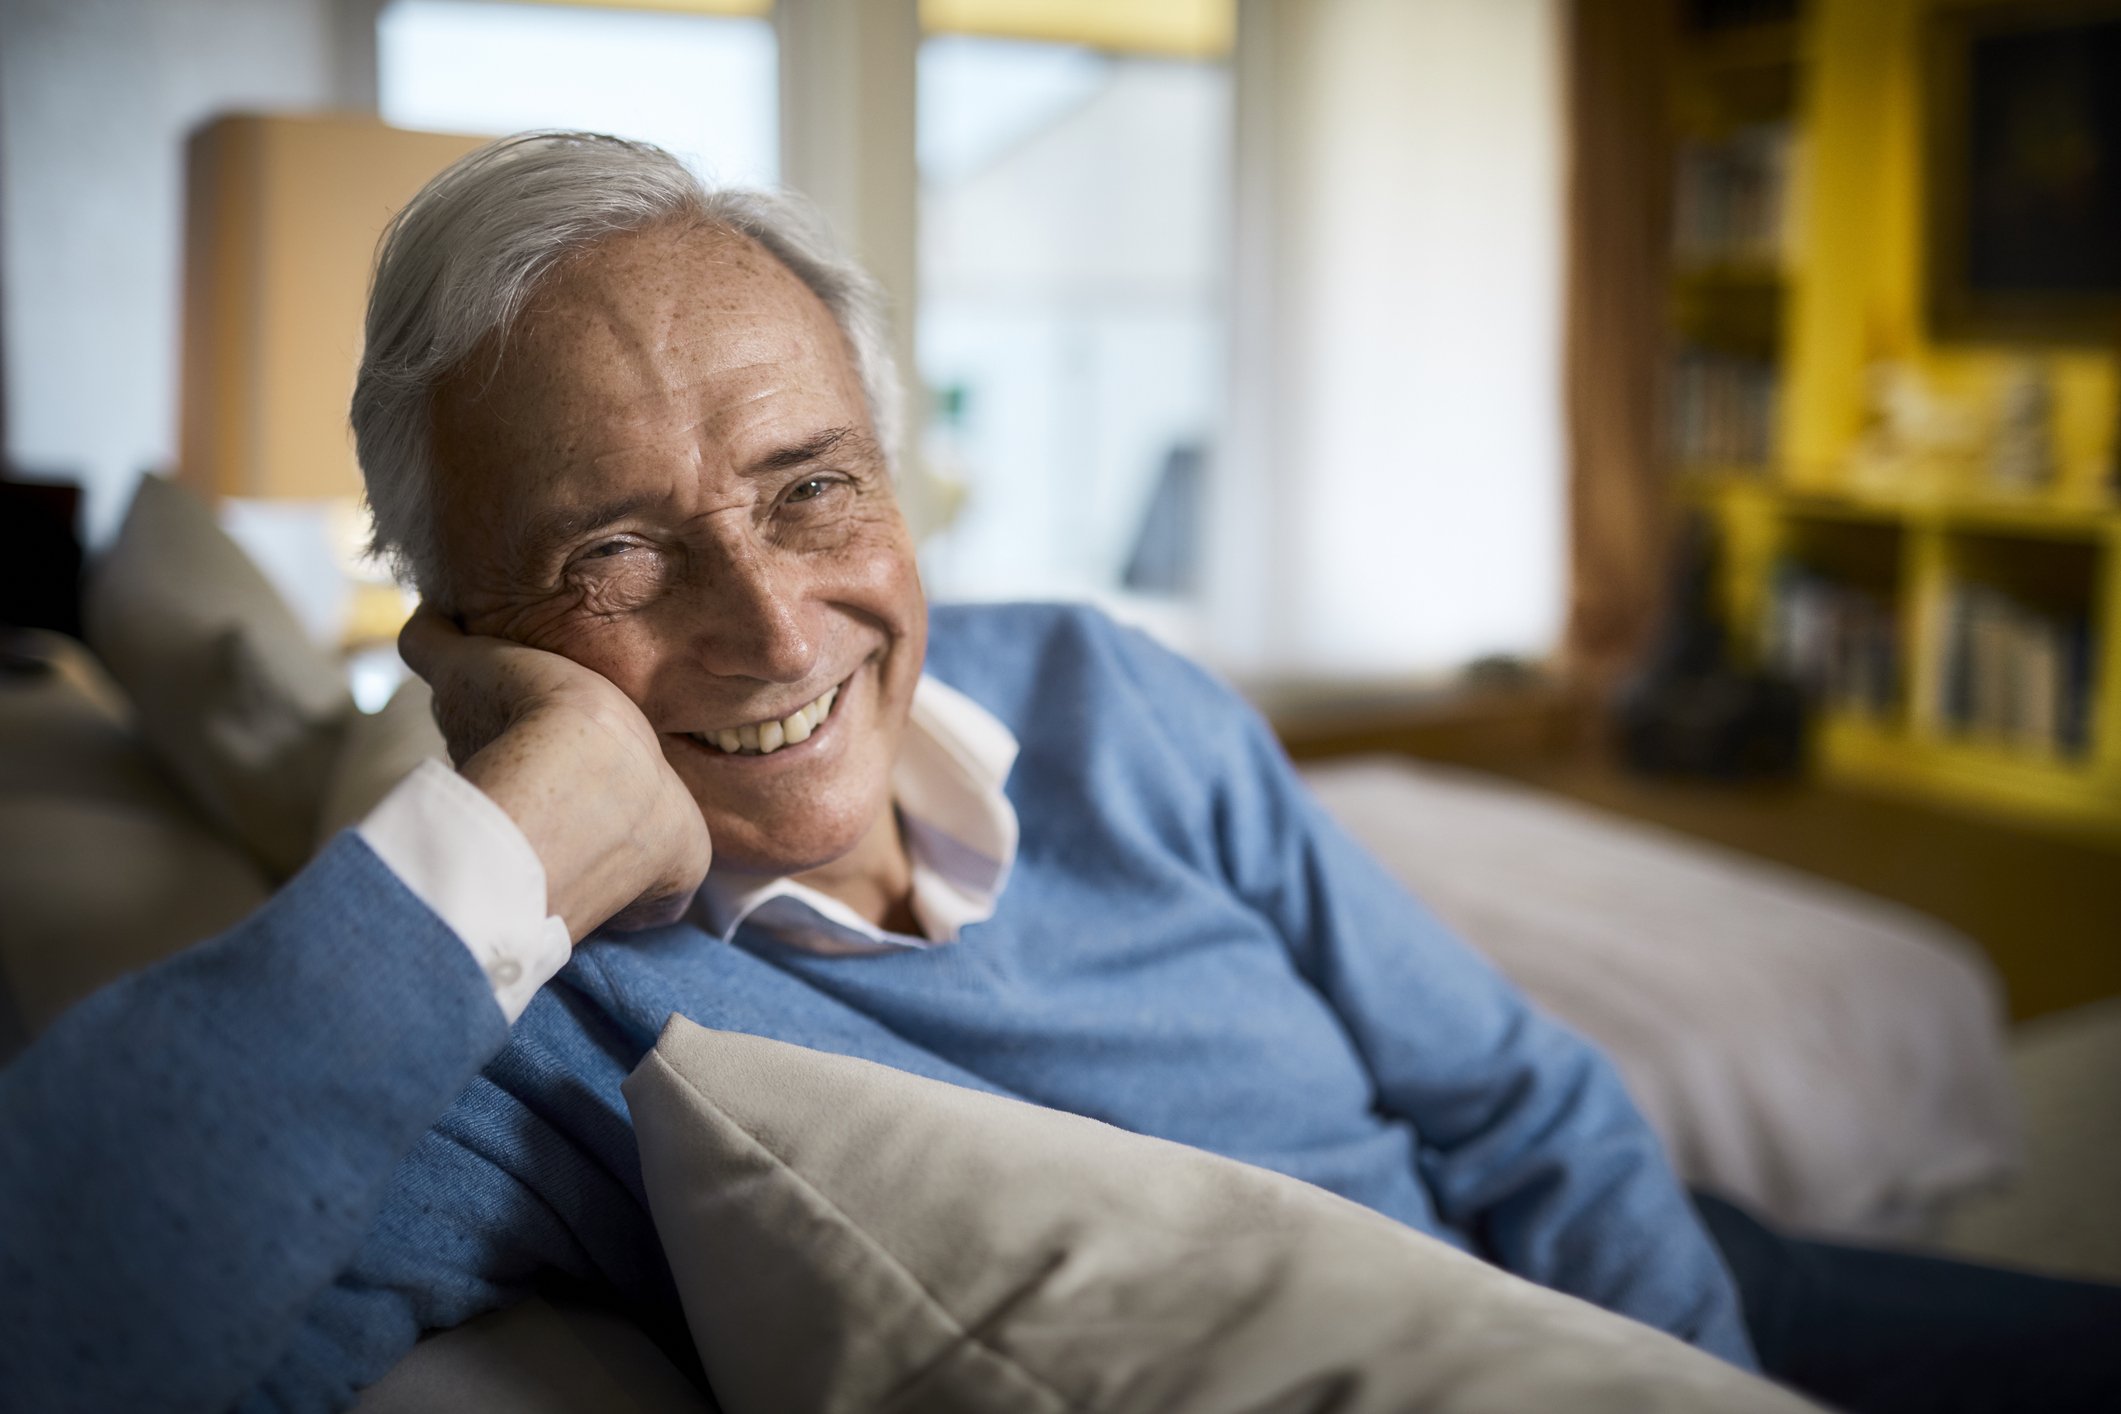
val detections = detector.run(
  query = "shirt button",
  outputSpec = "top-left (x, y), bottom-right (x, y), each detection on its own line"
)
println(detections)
top-left (488, 958), bottom-right (523, 987)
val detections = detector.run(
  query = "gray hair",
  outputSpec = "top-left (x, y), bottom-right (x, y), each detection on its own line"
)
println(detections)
top-left (351, 130), bottom-right (900, 598)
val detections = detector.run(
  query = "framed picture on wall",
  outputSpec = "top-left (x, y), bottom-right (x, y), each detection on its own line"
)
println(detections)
top-left (1925, 0), bottom-right (2121, 344)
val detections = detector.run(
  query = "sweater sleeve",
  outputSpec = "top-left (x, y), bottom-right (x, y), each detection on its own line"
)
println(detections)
top-left (0, 831), bottom-right (514, 1413)
top-left (1097, 617), bottom-right (1758, 1371)
top-left (233, 983), bottom-right (693, 1414)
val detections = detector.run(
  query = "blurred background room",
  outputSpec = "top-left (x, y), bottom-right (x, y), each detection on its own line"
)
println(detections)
top-left (2, 0), bottom-right (2117, 1286)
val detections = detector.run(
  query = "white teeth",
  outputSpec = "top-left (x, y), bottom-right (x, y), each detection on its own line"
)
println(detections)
top-left (700, 683), bottom-right (840, 755)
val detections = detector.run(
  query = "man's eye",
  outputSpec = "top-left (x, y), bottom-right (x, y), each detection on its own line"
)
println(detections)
top-left (786, 477), bottom-right (838, 505)
top-left (581, 541), bottom-right (628, 560)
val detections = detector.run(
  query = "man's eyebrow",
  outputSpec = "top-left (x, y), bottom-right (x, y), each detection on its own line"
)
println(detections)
top-left (750, 426), bottom-right (876, 473)
top-left (518, 494), bottom-right (662, 558)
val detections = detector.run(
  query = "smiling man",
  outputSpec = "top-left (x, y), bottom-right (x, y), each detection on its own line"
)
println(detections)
top-left (8, 129), bottom-right (2118, 1414)
top-left (364, 130), bottom-right (1762, 1396)
top-left (2, 130), bottom-right (1759, 1413)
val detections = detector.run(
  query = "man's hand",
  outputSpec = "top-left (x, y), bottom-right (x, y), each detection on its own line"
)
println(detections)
top-left (399, 606), bottom-right (711, 942)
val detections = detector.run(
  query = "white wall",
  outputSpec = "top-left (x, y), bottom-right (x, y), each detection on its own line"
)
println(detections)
top-left (0, 0), bottom-right (357, 544)
top-left (1217, 0), bottom-right (1566, 678)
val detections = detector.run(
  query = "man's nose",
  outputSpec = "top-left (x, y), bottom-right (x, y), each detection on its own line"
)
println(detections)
top-left (690, 538), bottom-right (817, 684)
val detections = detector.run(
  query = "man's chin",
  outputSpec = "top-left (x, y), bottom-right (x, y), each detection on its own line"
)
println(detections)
top-left (693, 803), bottom-right (878, 882)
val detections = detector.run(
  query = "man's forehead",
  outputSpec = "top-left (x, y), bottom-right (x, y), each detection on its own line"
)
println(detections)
top-left (437, 223), bottom-right (863, 459)
top-left (429, 222), bottom-right (877, 586)
top-left (508, 231), bottom-right (831, 394)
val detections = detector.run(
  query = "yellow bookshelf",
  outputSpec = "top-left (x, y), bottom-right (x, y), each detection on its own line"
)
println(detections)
top-left (1691, 479), bottom-right (2121, 838)
top-left (1673, 0), bottom-right (2121, 843)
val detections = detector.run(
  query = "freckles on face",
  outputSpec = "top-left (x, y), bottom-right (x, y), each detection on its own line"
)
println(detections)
top-left (426, 221), bottom-right (929, 877)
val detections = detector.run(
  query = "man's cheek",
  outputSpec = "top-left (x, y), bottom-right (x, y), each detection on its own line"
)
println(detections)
top-left (465, 587), bottom-right (597, 649)
top-left (662, 751), bottom-right (721, 818)
top-left (819, 526), bottom-right (921, 609)
top-left (529, 615), bottom-right (668, 708)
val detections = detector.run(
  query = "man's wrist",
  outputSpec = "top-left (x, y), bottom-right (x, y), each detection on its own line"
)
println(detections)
top-left (354, 759), bottom-right (573, 1022)
top-left (458, 706), bottom-right (650, 943)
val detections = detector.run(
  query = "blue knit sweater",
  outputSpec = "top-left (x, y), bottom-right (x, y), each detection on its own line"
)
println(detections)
top-left (0, 604), bottom-right (1752, 1411)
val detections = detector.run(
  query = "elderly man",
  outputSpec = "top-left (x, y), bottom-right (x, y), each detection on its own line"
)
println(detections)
top-left (5, 133), bottom-right (2113, 1414)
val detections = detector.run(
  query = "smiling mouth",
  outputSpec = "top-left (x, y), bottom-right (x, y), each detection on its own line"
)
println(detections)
top-left (685, 681), bottom-right (841, 757)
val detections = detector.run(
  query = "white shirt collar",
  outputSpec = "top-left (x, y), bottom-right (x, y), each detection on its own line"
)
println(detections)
top-left (690, 675), bottom-right (1019, 954)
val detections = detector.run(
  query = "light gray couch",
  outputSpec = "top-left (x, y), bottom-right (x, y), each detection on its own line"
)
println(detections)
top-left (4, 474), bottom-right (2095, 1410)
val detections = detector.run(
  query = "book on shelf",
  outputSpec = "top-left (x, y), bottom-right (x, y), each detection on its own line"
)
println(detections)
top-left (1673, 123), bottom-right (1798, 272)
top-left (1763, 564), bottom-right (1899, 714)
top-left (1936, 583), bottom-right (2093, 757)
top-left (1672, 349), bottom-right (1779, 471)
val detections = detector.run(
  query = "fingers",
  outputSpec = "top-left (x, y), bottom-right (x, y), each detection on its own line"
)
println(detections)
top-left (399, 604), bottom-right (506, 767)
top-left (396, 603), bottom-right (465, 683)
top-left (603, 890), bottom-right (695, 935)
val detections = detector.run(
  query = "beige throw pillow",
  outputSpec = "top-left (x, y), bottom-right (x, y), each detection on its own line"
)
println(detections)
top-left (315, 676), bottom-right (448, 845)
top-left (624, 1018), bottom-right (1816, 1414)
top-left (83, 475), bottom-right (352, 877)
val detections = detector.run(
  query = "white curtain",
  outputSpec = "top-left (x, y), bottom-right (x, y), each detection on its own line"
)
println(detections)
top-left (1214, 0), bottom-right (1566, 678)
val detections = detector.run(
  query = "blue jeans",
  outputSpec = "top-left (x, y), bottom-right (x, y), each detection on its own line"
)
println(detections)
top-left (1694, 1192), bottom-right (2121, 1413)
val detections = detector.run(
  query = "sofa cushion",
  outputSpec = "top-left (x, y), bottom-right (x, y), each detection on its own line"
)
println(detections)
top-left (624, 1017), bottom-right (1816, 1414)
top-left (0, 633), bottom-right (270, 1055)
top-left (82, 475), bottom-right (351, 878)
top-left (0, 800), bottom-right (272, 1045)
top-left (1300, 755), bottom-right (2020, 1239)
top-left (0, 630), bottom-right (177, 808)
top-left (1939, 997), bottom-right (2121, 1284)
top-left (351, 1294), bottom-right (710, 1414)
top-left (316, 676), bottom-right (448, 845)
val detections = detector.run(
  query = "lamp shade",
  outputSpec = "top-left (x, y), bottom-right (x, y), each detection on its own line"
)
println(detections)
top-left (178, 113), bottom-right (483, 502)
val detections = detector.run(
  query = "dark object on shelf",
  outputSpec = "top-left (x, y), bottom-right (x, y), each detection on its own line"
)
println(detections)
top-left (1616, 514), bottom-right (1808, 779)
top-left (1617, 669), bottom-right (1808, 778)
top-left (0, 475), bottom-right (85, 637)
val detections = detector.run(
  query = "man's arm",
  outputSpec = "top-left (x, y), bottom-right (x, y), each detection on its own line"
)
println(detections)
top-left (0, 831), bottom-right (511, 1411)
top-left (1097, 617), bottom-right (1756, 1369)
top-left (0, 612), bottom-right (712, 1411)
top-left (233, 1012), bottom-right (683, 1414)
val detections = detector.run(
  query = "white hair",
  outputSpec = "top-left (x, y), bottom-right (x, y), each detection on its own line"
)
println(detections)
top-left (351, 130), bottom-right (900, 598)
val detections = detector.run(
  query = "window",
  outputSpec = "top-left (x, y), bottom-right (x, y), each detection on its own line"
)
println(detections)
top-left (914, 34), bottom-right (1231, 631)
top-left (377, 1), bottom-right (777, 187)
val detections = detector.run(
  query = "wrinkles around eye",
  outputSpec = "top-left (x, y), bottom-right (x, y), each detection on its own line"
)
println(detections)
top-left (566, 542), bottom-right (670, 616)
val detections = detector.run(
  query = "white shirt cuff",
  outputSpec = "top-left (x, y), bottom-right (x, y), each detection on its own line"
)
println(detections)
top-left (354, 757), bottom-right (573, 1024)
